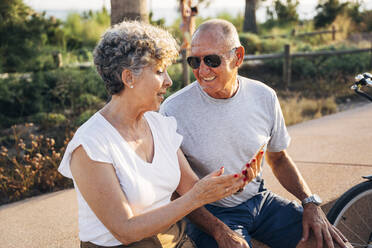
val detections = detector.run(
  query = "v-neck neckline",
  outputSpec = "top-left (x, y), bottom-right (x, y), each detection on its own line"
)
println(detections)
top-left (97, 112), bottom-right (157, 165)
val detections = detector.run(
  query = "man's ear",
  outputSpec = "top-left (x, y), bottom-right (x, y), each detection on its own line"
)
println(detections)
top-left (235, 46), bottom-right (245, 67)
top-left (121, 69), bottom-right (134, 89)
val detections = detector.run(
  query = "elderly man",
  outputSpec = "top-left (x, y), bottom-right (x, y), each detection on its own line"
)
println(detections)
top-left (160, 19), bottom-right (351, 248)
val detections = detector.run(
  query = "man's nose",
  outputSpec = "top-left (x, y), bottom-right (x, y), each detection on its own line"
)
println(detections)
top-left (198, 59), bottom-right (211, 75)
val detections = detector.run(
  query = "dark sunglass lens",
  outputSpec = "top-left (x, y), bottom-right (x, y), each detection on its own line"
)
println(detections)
top-left (187, 57), bottom-right (201, 69)
top-left (204, 55), bottom-right (221, 68)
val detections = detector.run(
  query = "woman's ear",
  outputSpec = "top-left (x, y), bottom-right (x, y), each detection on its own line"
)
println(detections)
top-left (121, 69), bottom-right (134, 89)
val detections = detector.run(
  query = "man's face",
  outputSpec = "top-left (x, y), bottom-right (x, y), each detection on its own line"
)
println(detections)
top-left (190, 29), bottom-right (238, 99)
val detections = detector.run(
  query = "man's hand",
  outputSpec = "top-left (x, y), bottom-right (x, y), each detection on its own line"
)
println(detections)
top-left (300, 204), bottom-right (350, 248)
top-left (214, 226), bottom-right (250, 248)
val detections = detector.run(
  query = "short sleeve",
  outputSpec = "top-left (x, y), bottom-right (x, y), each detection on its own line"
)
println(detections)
top-left (58, 134), bottom-right (113, 179)
top-left (148, 112), bottom-right (183, 153)
top-left (267, 92), bottom-right (291, 152)
top-left (163, 115), bottom-right (183, 151)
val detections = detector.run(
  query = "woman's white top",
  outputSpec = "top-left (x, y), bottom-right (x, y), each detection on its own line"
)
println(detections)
top-left (58, 111), bottom-right (183, 246)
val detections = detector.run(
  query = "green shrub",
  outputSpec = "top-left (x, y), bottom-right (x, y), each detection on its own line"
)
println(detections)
top-left (167, 18), bottom-right (183, 46)
top-left (76, 93), bottom-right (104, 112)
top-left (75, 109), bottom-right (96, 126)
top-left (262, 47), bottom-right (370, 81)
top-left (0, 1), bottom-right (65, 72)
top-left (167, 63), bottom-right (196, 97)
top-left (239, 33), bottom-right (286, 54)
top-left (363, 10), bottom-right (372, 32)
top-left (0, 68), bottom-right (107, 128)
top-left (168, 64), bottom-right (184, 94)
top-left (33, 67), bottom-right (107, 113)
top-left (30, 112), bottom-right (67, 129)
top-left (0, 74), bottom-right (46, 122)
top-left (239, 33), bottom-right (262, 54)
top-left (265, 0), bottom-right (300, 27)
top-left (63, 8), bottom-right (110, 50)
top-left (314, 0), bottom-right (348, 29)
top-left (261, 39), bottom-right (287, 53)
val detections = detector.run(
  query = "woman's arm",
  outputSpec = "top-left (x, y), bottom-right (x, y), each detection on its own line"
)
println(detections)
top-left (70, 146), bottom-right (243, 245)
top-left (175, 149), bottom-right (250, 248)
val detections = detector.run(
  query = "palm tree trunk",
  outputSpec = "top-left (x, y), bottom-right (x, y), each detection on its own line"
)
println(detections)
top-left (110, 0), bottom-right (149, 25)
top-left (243, 0), bottom-right (258, 33)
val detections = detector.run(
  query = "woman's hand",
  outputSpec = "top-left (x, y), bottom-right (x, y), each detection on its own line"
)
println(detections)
top-left (189, 167), bottom-right (245, 207)
top-left (243, 149), bottom-right (264, 183)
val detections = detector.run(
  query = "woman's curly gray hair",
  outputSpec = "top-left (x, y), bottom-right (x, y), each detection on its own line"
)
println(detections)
top-left (93, 21), bottom-right (179, 95)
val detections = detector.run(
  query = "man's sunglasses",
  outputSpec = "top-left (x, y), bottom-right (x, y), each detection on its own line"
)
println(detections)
top-left (187, 48), bottom-right (237, 69)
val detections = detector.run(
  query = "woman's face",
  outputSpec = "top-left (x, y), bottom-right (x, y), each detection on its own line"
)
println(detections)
top-left (133, 64), bottom-right (173, 111)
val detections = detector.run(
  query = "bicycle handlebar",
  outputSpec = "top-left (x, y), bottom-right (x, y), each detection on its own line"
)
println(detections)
top-left (351, 72), bottom-right (372, 102)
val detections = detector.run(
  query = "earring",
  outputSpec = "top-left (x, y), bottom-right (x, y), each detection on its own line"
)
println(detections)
top-left (129, 85), bottom-right (134, 88)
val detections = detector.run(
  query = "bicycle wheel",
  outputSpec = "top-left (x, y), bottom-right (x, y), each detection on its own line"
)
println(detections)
top-left (327, 180), bottom-right (372, 248)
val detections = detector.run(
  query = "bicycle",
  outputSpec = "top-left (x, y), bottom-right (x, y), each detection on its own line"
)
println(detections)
top-left (326, 72), bottom-right (372, 248)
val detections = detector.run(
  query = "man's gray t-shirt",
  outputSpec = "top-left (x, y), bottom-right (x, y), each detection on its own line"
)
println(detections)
top-left (160, 76), bottom-right (290, 207)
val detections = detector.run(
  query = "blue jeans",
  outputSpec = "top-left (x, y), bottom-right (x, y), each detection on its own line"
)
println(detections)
top-left (186, 182), bottom-right (303, 248)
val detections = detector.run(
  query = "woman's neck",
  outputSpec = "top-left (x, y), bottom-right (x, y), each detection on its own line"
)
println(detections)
top-left (100, 95), bottom-right (145, 130)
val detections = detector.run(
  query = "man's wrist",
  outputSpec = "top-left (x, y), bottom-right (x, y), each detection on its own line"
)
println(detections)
top-left (301, 194), bottom-right (322, 207)
top-left (210, 221), bottom-right (230, 239)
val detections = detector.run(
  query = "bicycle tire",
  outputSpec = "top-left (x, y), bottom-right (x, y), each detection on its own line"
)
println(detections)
top-left (327, 180), bottom-right (372, 247)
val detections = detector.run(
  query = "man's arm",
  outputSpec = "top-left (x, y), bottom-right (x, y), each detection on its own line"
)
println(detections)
top-left (266, 150), bottom-right (350, 248)
top-left (186, 206), bottom-right (250, 248)
top-left (175, 149), bottom-right (249, 248)
top-left (265, 150), bottom-right (311, 200)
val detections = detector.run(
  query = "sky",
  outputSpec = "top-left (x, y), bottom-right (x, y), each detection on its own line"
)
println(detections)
top-left (24, 0), bottom-right (372, 25)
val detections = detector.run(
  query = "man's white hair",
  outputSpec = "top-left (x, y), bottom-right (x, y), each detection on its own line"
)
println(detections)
top-left (192, 19), bottom-right (241, 48)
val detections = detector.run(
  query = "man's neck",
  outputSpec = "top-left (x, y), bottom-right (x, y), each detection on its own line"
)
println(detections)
top-left (209, 78), bottom-right (239, 99)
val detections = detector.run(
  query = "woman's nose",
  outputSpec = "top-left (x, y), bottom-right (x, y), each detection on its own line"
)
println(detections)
top-left (164, 71), bottom-right (173, 88)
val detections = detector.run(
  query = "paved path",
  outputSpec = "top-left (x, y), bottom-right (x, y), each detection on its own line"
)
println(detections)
top-left (1, 103), bottom-right (371, 248)
top-left (264, 102), bottom-right (372, 212)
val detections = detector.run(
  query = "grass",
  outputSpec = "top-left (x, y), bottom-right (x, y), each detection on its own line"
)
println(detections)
top-left (279, 95), bottom-right (338, 126)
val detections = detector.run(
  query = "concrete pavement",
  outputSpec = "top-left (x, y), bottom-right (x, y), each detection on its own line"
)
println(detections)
top-left (264, 102), bottom-right (372, 212)
top-left (0, 189), bottom-right (79, 247)
top-left (0, 103), bottom-right (371, 248)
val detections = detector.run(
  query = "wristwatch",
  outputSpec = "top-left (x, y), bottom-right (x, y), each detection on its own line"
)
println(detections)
top-left (301, 194), bottom-right (322, 207)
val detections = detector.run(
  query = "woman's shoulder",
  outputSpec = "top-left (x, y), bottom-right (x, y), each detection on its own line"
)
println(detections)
top-left (146, 111), bottom-right (177, 127)
top-left (145, 111), bottom-right (179, 140)
top-left (145, 111), bottom-right (182, 151)
top-left (73, 112), bottom-right (110, 141)
top-left (59, 111), bottom-right (113, 178)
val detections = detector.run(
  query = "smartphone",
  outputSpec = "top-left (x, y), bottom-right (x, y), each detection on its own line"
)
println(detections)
top-left (241, 139), bottom-right (269, 172)
top-left (234, 139), bottom-right (269, 194)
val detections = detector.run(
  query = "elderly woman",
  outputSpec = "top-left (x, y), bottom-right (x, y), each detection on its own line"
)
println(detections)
top-left (58, 21), bottom-right (246, 248)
